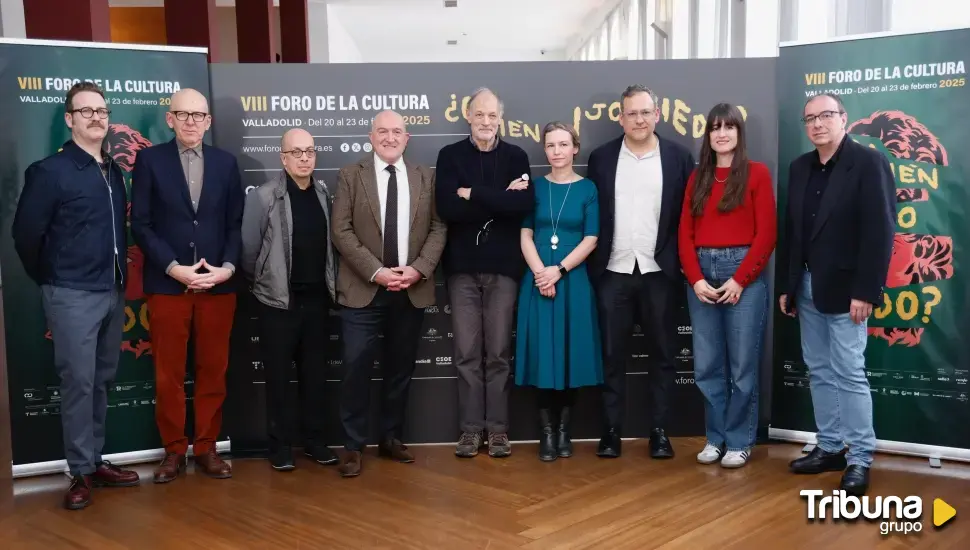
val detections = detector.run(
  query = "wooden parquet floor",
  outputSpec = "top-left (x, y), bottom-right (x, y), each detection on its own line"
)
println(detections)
top-left (0, 438), bottom-right (968, 549)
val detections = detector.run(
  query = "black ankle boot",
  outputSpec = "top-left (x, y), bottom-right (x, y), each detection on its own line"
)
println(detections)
top-left (557, 407), bottom-right (573, 458)
top-left (538, 409), bottom-right (557, 461)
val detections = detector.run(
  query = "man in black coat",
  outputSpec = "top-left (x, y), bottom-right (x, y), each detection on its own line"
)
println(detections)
top-left (586, 84), bottom-right (696, 459)
top-left (780, 92), bottom-right (896, 496)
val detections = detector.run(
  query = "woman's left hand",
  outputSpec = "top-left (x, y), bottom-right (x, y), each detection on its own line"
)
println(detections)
top-left (534, 266), bottom-right (561, 291)
top-left (716, 278), bottom-right (743, 304)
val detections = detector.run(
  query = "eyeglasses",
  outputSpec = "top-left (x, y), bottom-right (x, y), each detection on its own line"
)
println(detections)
top-left (802, 110), bottom-right (843, 125)
top-left (283, 148), bottom-right (316, 159)
top-left (624, 109), bottom-right (654, 120)
top-left (71, 107), bottom-right (110, 119)
top-left (172, 111), bottom-right (209, 122)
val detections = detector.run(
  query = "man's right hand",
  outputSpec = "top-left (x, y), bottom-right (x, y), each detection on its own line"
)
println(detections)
top-left (374, 267), bottom-right (408, 291)
top-left (169, 260), bottom-right (215, 290)
top-left (779, 294), bottom-right (796, 317)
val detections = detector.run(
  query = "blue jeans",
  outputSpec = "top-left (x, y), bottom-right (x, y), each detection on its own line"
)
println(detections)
top-left (795, 270), bottom-right (875, 467)
top-left (686, 247), bottom-right (767, 451)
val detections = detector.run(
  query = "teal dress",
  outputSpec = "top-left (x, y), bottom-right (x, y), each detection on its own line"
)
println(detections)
top-left (514, 176), bottom-right (603, 390)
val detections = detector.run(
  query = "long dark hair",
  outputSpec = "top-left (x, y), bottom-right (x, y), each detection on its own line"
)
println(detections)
top-left (690, 103), bottom-right (749, 216)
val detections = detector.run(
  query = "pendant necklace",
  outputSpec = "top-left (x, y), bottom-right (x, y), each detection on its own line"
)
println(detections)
top-left (548, 177), bottom-right (573, 250)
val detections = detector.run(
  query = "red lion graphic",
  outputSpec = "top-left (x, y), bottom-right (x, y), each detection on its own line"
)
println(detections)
top-left (848, 112), bottom-right (952, 347)
top-left (848, 110), bottom-right (949, 166)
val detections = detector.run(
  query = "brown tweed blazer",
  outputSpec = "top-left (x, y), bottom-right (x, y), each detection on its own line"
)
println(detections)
top-left (330, 154), bottom-right (446, 308)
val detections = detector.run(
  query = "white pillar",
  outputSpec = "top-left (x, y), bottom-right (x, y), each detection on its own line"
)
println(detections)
top-left (0, 0), bottom-right (26, 38)
top-left (308, 1), bottom-right (330, 63)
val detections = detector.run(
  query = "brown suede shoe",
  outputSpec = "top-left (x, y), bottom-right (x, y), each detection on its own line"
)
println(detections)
top-left (153, 453), bottom-right (186, 484)
top-left (194, 449), bottom-right (232, 479)
top-left (338, 450), bottom-right (362, 477)
top-left (378, 439), bottom-right (415, 463)
top-left (92, 461), bottom-right (140, 487)
top-left (64, 475), bottom-right (92, 510)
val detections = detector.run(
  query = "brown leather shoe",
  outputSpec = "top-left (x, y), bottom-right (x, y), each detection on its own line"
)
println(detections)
top-left (64, 475), bottom-right (92, 510)
top-left (338, 450), bottom-right (362, 477)
top-left (153, 453), bottom-right (186, 484)
top-left (92, 461), bottom-right (140, 487)
top-left (194, 449), bottom-right (232, 479)
top-left (378, 439), bottom-right (415, 463)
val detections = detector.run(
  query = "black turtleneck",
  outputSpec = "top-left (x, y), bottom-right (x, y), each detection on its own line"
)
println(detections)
top-left (286, 174), bottom-right (327, 293)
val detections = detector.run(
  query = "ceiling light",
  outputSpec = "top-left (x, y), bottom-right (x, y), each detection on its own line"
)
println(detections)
top-left (444, 0), bottom-right (458, 7)
top-left (447, 39), bottom-right (458, 45)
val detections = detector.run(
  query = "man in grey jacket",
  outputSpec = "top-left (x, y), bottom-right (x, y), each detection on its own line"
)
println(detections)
top-left (241, 128), bottom-right (338, 471)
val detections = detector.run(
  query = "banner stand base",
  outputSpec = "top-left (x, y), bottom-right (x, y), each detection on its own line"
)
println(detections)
top-left (11, 440), bottom-right (231, 479)
top-left (770, 428), bottom-right (970, 467)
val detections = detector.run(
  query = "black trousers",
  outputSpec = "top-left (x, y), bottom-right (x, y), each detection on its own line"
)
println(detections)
top-left (595, 266), bottom-right (678, 431)
top-left (339, 289), bottom-right (425, 451)
top-left (257, 290), bottom-right (331, 451)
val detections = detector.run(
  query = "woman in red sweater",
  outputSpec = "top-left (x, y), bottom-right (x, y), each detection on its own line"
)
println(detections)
top-left (678, 103), bottom-right (776, 469)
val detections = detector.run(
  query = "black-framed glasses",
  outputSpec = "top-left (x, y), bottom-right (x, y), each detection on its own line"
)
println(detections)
top-left (283, 148), bottom-right (316, 159)
top-left (172, 111), bottom-right (209, 122)
top-left (71, 107), bottom-right (110, 119)
top-left (802, 110), bottom-right (843, 125)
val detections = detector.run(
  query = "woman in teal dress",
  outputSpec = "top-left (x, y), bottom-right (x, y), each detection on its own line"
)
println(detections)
top-left (515, 122), bottom-right (602, 462)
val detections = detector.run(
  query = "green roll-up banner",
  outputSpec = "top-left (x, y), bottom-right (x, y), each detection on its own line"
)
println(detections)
top-left (0, 38), bottom-right (211, 474)
top-left (771, 29), bottom-right (970, 456)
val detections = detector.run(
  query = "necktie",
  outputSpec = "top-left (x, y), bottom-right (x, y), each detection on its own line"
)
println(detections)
top-left (383, 164), bottom-right (398, 267)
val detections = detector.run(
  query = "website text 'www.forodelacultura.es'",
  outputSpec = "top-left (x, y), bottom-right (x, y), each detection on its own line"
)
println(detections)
top-left (801, 490), bottom-right (956, 536)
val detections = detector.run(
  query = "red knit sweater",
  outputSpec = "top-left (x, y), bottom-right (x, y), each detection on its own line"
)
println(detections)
top-left (678, 161), bottom-right (777, 288)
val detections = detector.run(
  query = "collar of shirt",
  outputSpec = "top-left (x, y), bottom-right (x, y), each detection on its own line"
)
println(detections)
top-left (177, 140), bottom-right (203, 158)
top-left (469, 134), bottom-right (500, 152)
top-left (814, 133), bottom-right (847, 168)
top-left (374, 152), bottom-right (406, 174)
top-left (619, 137), bottom-right (660, 161)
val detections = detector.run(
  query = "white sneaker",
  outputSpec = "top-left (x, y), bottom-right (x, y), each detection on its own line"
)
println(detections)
top-left (696, 443), bottom-right (723, 464)
top-left (720, 449), bottom-right (751, 468)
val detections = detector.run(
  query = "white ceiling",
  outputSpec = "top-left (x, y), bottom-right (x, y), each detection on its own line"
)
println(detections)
top-left (109, 0), bottom-right (616, 63)
top-left (324, 0), bottom-right (614, 62)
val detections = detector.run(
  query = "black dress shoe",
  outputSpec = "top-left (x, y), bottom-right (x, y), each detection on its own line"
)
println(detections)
top-left (789, 446), bottom-right (847, 474)
top-left (649, 428), bottom-right (674, 459)
top-left (304, 442), bottom-right (339, 465)
top-left (596, 428), bottom-right (621, 458)
top-left (270, 446), bottom-right (295, 471)
top-left (840, 465), bottom-right (870, 496)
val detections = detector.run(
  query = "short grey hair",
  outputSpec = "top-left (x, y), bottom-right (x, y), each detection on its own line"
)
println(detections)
top-left (621, 84), bottom-right (659, 110)
top-left (468, 87), bottom-right (504, 116)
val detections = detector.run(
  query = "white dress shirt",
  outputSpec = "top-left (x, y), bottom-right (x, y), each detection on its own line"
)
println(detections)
top-left (374, 152), bottom-right (410, 269)
top-left (607, 139), bottom-right (664, 274)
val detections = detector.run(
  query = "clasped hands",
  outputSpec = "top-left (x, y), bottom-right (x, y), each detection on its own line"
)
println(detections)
top-left (533, 266), bottom-right (561, 298)
top-left (457, 177), bottom-right (529, 200)
top-left (170, 259), bottom-right (233, 291)
top-left (375, 266), bottom-right (422, 291)
top-left (693, 278), bottom-right (743, 305)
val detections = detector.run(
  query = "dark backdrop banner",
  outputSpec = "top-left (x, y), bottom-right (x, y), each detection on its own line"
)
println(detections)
top-left (209, 58), bottom-right (778, 453)
top-left (771, 29), bottom-right (970, 454)
top-left (0, 39), bottom-right (211, 471)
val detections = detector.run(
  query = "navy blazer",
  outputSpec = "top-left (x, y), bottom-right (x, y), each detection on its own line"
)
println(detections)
top-left (586, 133), bottom-right (696, 281)
top-left (779, 136), bottom-right (895, 314)
top-left (130, 138), bottom-right (244, 295)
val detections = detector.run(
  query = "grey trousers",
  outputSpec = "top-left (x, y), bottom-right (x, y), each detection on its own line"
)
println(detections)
top-left (41, 285), bottom-right (125, 476)
top-left (447, 273), bottom-right (517, 434)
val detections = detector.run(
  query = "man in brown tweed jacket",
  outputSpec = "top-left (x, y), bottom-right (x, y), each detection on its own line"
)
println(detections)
top-left (331, 109), bottom-right (446, 477)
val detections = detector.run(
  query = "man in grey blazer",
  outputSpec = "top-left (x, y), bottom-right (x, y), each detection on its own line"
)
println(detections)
top-left (241, 128), bottom-right (338, 471)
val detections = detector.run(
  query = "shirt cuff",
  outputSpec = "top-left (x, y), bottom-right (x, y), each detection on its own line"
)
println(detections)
top-left (222, 262), bottom-right (235, 274)
top-left (165, 260), bottom-right (178, 275)
top-left (370, 267), bottom-right (384, 282)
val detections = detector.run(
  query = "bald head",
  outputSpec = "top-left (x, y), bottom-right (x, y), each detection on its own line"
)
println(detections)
top-left (370, 110), bottom-right (409, 164)
top-left (166, 87), bottom-right (210, 148)
top-left (282, 127), bottom-right (313, 150)
top-left (280, 127), bottom-right (315, 182)
top-left (171, 88), bottom-right (208, 113)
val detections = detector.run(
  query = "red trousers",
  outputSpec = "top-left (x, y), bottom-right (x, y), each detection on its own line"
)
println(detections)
top-left (146, 292), bottom-right (236, 455)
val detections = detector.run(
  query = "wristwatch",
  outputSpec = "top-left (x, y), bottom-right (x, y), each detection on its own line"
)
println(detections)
top-left (558, 264), bottom-right (568, 276)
